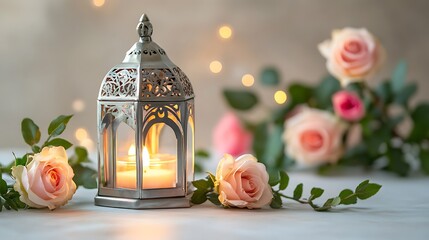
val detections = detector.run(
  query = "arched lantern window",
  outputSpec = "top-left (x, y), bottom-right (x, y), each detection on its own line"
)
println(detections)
top-left (95, 14), bottom-right (195, 209)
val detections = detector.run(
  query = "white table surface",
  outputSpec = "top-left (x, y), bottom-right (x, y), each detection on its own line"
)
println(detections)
top-left (1, 151), bottom-right (429, 240)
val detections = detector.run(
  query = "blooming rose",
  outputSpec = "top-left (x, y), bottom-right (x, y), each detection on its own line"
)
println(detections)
top-left (12, 146), bottom-right (77, 210)
top-left (283, 107), bottom-right (347, 166)
top-left (332, 90), bottom-right (365, 121)
top-left (213, 113), bottom-right (252, 156)
top-left (318, 28), bottom-right (384, 86)
top-left (215, 154), bottom-right (272, 209)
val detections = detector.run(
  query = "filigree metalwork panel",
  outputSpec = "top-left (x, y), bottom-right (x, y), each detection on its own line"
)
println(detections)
top-left (173, 67), bottom-right (194, 97)
top-left (102, 104), bottom-right (136, 130)
top-left (100, 69), bottom-right (138, 98)
top-left (143, 103), bottom-right (181, 126)
top-left (141, 69), bottom-right (182, 98)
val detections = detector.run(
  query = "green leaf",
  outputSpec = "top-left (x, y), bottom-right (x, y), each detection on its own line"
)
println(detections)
top-left (195, 149), bottom-right (210, 158)
top-left (76, 146), bottom-right (89, 159)
top-left (207, 193), bottom-right (221, 206)
top-left (0, 178), bottom-right (7, 195)
top-left (408, 103), bottom-right (429, 142)
top-left (391, 60), bottom-right (407, 93)
top-left (375, 81), bottom-right (392, 103)
top-left (223, 89), bottom-right (259, 111)
top-left (48, 115), bottom-right (73, 137)
top-left (293, 183), bottom-right (303, 200)
top-left (339, 189), bottom-right (357, 205)
top-left (45, 138), bottom-right (73, 150)
top-left (191, 189), bottom-right (208, 204)
top-left (21, 118), bottom-right (41, 146)
top-left (289, 83), bottom-right (313, 104)
top-left (251, 122), bottom-right (268, 162)
top-left (270, 192), bottom-right (282, 209)
top-left (268, 171), bottom-right (280, 187)
top-left (72, 165), bottom-right (97, 189)
top-left (394, 83), bottom-right (416, 106)
top-left (15, 154), bottom-right (28, 166)
top-left (31, 145), bottom-right (41, 153)
top-left (279, 171), bottom-right (289, 190)
top-left (355, 180), bottom-right (382, 200)
top-left (260, 67), bottom-right (280, 86)
top-left (314, 75), bottom-right (341, 108)
top-left (69, 147), bottom-right (90, 166)
top-left (262, 124), bottom-right (284, 169)
top-left (192, 179), bottom-right (210, 190)
top-left (194, 163), bottom-right (204, 174)
top-left (207, 173), bottom-right (216, 188)
top-left (331, 196), bottom-right (341, 207)
top-left (420, 149), bottom-right (429, 175)
top-left (310, 187), bottom-right (324, 200)
top-left (387, 148), bottom-right (410, 176)
top-left (323, 198), bottom-right (334, 207)
top-left (345, 82), bottom-right (365, 97)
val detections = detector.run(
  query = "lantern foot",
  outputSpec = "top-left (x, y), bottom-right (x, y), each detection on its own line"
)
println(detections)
top-left (94, 195), bottom-right (191, 209)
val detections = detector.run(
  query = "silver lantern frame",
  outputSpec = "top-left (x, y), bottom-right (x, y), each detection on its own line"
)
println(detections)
top-left (95, 14), bottom-right (195, 209)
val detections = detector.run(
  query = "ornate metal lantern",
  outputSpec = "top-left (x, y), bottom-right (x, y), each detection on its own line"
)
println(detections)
top-left (95, 14), bottom-right (195, 209)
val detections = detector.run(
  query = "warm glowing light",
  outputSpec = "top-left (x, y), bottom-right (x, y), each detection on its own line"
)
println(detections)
top-left (80, 138), bottom-right (94, 152)
top-left (143, 146), bottom-right (150, 168)
top-left (241, 74), bottom-right (255, 87)
top-left (209, 61), bottom-right (222, 73)
top-left (92, 0), bottom-right (105, 7)
top-left (274, 90), bottom-right (288, 104)
top-left (128, 144), bottom-right (136, 156)
top-left (72, 99), bottom-right (85, 112)
top-left (75, 128), bottom-right (88, 141)
top-left (219, 25), bottom-right (232, 39)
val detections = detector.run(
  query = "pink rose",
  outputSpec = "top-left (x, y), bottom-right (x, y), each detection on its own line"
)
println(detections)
top-left (332, 90), bottom-right (365, 121)
top-left (12, 146), bottom-right (77, 210)
top-left (283, 107), bottom-right (347, 166)
top-left (319, 28), bottom-right (384, 86)
top-left (215, 154), bottom-right (272, 209)
top-left (213, 113), bottom-right (252, 156)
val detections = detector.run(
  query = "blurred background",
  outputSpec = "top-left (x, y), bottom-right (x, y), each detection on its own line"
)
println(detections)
top-left (1, 0), bottom-right (428, 151)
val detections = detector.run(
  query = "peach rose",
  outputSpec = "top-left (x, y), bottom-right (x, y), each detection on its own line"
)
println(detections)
top-left (319, 28), bottom-right (384, 86)
top-left (213, 113), bottom-right (252, 156)
top-left (332, 90), bottom-right (365, 121)
top-left (283, 107), bottom-right (347, 166)
top-left (215, 154), bottom-right (272, 209)
top-left (12, 146), bottom-right (77, 210)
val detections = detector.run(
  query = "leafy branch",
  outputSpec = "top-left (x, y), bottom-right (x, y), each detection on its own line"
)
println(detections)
top-left (191, 170), bottom-right (381, 211)
top-left (269, 171), bottom-right (381, 211)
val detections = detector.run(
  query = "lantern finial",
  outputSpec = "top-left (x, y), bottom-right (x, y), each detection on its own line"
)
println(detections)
top-left (137, 13), bottom-right (153, 42)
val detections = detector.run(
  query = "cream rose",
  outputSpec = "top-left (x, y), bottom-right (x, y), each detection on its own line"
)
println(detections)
top-left (215, 154), bottom-right (272, 209)
top-left (12, 146), bottom-right (77, 210)
top-left (319, 28), bottom-right (384, 86)
top-left (283, 107), bottom-right (347, 166)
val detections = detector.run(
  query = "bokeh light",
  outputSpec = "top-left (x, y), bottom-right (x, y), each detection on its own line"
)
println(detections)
top-left (93, 0), bottom-right (105, 7)
top-left (219, 25), bottom-right (232, 39)
top-left (209, 61), bottom-right (223, 73)
top-left (241, 74), bottom-right (255, 87)
top-left (72, 99), bottom-right (85, 112)
top-left (75, 128), bottom-right (88, 142)
top-left (274, 90), bottom-right (288, 104)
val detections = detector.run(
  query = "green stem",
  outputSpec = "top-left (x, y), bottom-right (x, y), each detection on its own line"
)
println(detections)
top-left (277, 192), bottom-right (308, 204)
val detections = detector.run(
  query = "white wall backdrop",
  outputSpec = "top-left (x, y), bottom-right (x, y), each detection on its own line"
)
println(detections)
top-left (0, 0), bottom-right (428, 150)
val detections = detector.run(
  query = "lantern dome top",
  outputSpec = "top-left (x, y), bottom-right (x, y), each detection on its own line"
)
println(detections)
top-left (98, 14), bottom-right (194, 102)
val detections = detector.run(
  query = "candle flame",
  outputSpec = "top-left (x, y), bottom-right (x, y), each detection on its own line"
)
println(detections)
top-left (143, 146), bottom-right (150, 168)
top-left (128, 144), bottom-right (136, 156)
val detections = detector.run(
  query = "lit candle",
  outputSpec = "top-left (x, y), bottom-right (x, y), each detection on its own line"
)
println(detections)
top-left (116, 145), bottom-right (176, 189)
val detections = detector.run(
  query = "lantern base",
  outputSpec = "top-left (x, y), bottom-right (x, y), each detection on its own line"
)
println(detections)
top-left (94, 195), bottom-right (191, 209)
